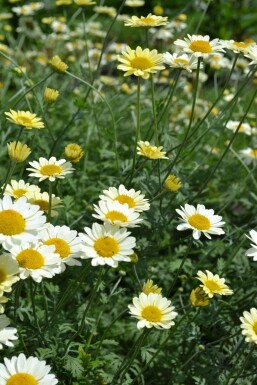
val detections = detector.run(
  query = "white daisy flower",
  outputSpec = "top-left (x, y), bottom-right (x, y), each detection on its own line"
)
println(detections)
top-left (176, 203), bottom-right (225, 240)
top-left (39, 224), bottom-right (82, 272)
top-left (196, 270), bottom-right (233, 298)
top-left (128, 292), bottom-right (178, 329)
top-left (7, 242), bottom-right (61, 283)
top-left (0, 297), bottom-right (8, 314)
top-left (240, 308), bottom-right (257, 344)
top-left (99, 184), bottom-right (150, 212)
top-left (244, 45), bottom-right (257, 64)
top-left (0, 353), bottom-right (58, 384)
top-left (163, 52), bottom-right (201, 72)
top-left (226, 120), bottom-right (252, 135)
top-left (0, 315), bottom-right (18, 349)
top-left (239, 148), bottom-right (257, 164)
top-left (93, 200), bottom-right (143, 228)
top-left (0, 196), bottom-right (46, 248)
top-left (27, 156), bottom-right (74, 182)
top-left (174, 34), bottom-right (224, 59)
top-left (79, 222), bottom-right (136, 267)
top-left (0, 254), bottom-right (19, 296)
top-left (246, 229), bottom-right (257, 260)
top-left (3, 180), bottom-right (40, 199)
top-left (26, 191), bottom-right (63, 217)
top-left (222, 39), bottom-right (254, 54)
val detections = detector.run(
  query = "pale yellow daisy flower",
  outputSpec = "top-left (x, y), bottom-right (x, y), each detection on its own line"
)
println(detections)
top-left (196, 270), bottom-right (233, 298)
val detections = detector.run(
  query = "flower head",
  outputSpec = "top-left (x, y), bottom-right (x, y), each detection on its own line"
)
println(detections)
top-left (190, 287), bottom-right (210, 306)
top-left (27, 156), bottom-right (74, 182)
top-left (240, 308), bottom-right (257, 344)
top-left (0, 253), bottom-right (19, 296)
top-left (124, 13), bottom-right (168, 28)
top-left (164, 175), bottom-right (182, 192)
top-left (44, 87), bottom-right (59, 103)
top-left (5, 109), bottom-right (44, 129)
top-left (93, 200), bottom-right (142, 228)
top-left (196, 270), bottom-right (233, 298)
top-left (3, 180), bottom-right (40, 199)
top-left (137, 140), bottom-right (168, 159)
top-left (226, 120), bottom-right (252, 135)
top-left (99, 184), bottom-right (150, 212)
top-left (125, 0), bottom-right (145, 6)
top-left (246, 229), bottom-right (257, 260)
top-left (64, 143), bottom-right (84, 163)
top-left (223, 39), bottom-right (253, 54)
top-left (117, 46), bottom-right (164, 79)
top-left (0, 315), bottom-right (18, 349)
top-left (176, 203), bottom-right (225, 240)
top-left (240, 148), bottom-right (257, 164)
top-left (174, 34), bottom-right (224, 59)
top-left (128, 292), bottom-right (177, 329)
top-left (49, 55), bottom-right (68, 72)
top-left (0, 353), bottom-right (58, 384)
top-left (27, 191), bottom-right (62, 217)
top-left (142, 279), bottom-right (162, 295)
top-left (7, 141), bottom-right (31, 163)
top-left (74, 0), bottom-right (96, 5)
top-left (79, 222), bottom-right (136, 267)
top-left (163, 52), bottom-right (201, 72)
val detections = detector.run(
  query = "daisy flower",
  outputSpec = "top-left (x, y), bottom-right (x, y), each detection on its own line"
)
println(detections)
top-left (93, 200), bottom-right (142, 228)
top-left (7, 141), bottom-right (31, 163)
top-left (174, 34), bottom-right (224, 59)
top-left (7, 242), bottom-right (61, 283)
top-left (0, 297), bottom-right (8, 314)
top-left (0, 196), bottom-right (46, 247)
top-left (164, 175), bottom-right (182, 192)
top-left (0, 315), bottom-right (18, 349)
top-left (125, 0), bottom-right (145, 6)
top-left (246, 229), bottom-right (257, 260)
top-left (226, 120), bottom-right (252, 135)
top-left (190, 287), bottom-right (209, 307)
top-left (240, 308), bottom-right (257, 344)
top-left (124, 14), bottom-right (168, 28)
top-left (26, 191), bottom-right (62, 217)
top-left (49, 55), bottom-right (68, 72)
top-left (222, 40), bottom-right (253, 54)
top-left (163, 52), bottom-right (200, 72)
top-left (99, 184), bottom-right (150, 212)
top-left (5, 109), bottom-right (44, 129)
top-left (27, 157), bottom-right (74, 182)
top-left (128, 292), bottom-right (178, 329)
top-left (117, 46), bottom-right (165, 80)
top-left (40, 224), bottom-right (82, 272)
top-left (196, 270), bottom-right (233, 298)
top-left (176, 203), bottom-right (225, 240)
top-left (239, 148), bottom-right (257, 164)
top-left (137, 141), bottom-right (168, 159)
top-left (142, 279), bottom-right (162, 295)
top-left (0, 254), bottom-right (19, 296)
top-left (3, 180), bottom-right (41, 199)
top-left (74, 0), bottom-right (96, 5)
top-left (0, 353), bottom-right (58, 384)
top-left (79, 222), bottom-right (136, 267)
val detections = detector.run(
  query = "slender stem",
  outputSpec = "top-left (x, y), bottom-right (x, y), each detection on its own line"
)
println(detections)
top-left (195, 0), bottom-right (212, 33)
top-left (29, 278), bottom-right (41, 333)
top-left (1, 161), bottom-right (17, 197)
top-left (47, 181), bottom-right (53, 221)
top-left (41, 281), bottom-right (49, 328)
top-left (128, 77), bottom-right (141, 186)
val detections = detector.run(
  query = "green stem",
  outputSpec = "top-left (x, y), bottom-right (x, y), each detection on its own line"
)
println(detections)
top-left (41, 281), bottom-right (49, 328)
top-left (195, 0), bottom-right (212, 33)
top-left (1, 161), bottom-right (17, 197)
top-left (47, 181), bottom-right (53, 221)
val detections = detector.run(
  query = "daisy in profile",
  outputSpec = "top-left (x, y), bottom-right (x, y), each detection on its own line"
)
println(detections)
top-left (4, 180), bottom-right (40, 199)
top-left (174, 34), bottom-right (224, 59)
top-left (79, 222), bottom-right (136, 267)
top-left (117, 46), bottom-right (165, 79)
top-left (99, 185), bottom-right (150, 212)
top-left (190, 287), bottom-right (209, 307)
top-left (137, 141), bottom-right (168, 160)
top-left (124, 13), bottom-right (168, 28)
top-left (5, 109), bottom-right (44, 129)
top-left (93, 200), bottom-right (142, 228)
top-left (142, 279), bottom-right (162, 295)
top-left (27, 191), bottom-right (62, 217)
top-left (163, 52), bottom-right (201, 72)
top-left (0, 195), bottom-right (46, 247)
top-left (0, 254), bottom-right (19, 296)
top-left (0, 353), bottom-right (58, 384)
top-left (240, 308), bottom-right (257, 344)
top-left (27, 157), bottom-right (74, 182)
top-left (239, 148), bottom-right (257, 164)
top-left (0, 315), bottom-right (18, 349)
top-left (176, 203), bottom-right (225, 239)
top-left (40, 224), bottom-right (82, 272)
top-left (8, 242), bottom-right (61, 282)
top-left (246, 229), bottom-right (257, 260)
top-left (49, 55), bottom-right (68, 72)
top-left (128, 292), bottom-right (177, 329)
top-left (226, 120), bottom-right (252, 135)
top-left (222, 40), bottom-right (253, 54)
top-left (196, 270), bottom-right (233, 298)
top-left (125, 0), bottom-right (145, 6)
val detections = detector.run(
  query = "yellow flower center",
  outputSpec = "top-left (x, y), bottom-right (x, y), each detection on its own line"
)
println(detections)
top-left (17, 116), bottom-right (33, 126)
top-left (250, 149), bottom-right (257, 156)
top-left (44, 238), bottom-right (70, 259)
top-left (188, 214), bottom-right (211, 230)
top-left (0, 210), bottom-right (25, 235)
top-left (140, 17), bottom-right (155, 23)
top-left (189, 40), bottom-right (212, 53)
top-left (252, 321), bottom-right (257, 335)
top-left (94, 236), bottom-right (119, 258)
top-left (40, 164), bottom-right (62, 176)
top-left (13, 188), bottom-right (27, 198)
top-left (141, 305), bottom-right (162, 322)
top-left (114, 195), bottom-right (135, 208)
top-left (204, 279), bottom-right (221, 292)
top-left (131, 56), bottom-right (153, 70)
top-left (0, 268), bottom-right (7, 283)
top-left (233, 41), bottom-right (248, 49)
top-left (105, 210), bottom-right (128, 223)
top-left (33, 199), bottom-right (48, 211)
top-left (174, 58), bottom-right (189, 65)
top-left (16, 249), bottom-right (44, 269)
top-left (6, 373), bottom-right (38, 385)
